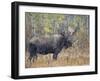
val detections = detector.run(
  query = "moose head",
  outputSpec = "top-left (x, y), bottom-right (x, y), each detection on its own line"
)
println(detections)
top-left (60, 27), bottom-right (78, 49)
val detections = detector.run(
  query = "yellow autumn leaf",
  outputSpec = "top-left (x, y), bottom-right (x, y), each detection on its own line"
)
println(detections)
top-left (44, 27), bottom-right (52, 33)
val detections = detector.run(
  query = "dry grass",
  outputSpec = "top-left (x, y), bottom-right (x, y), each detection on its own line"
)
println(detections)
top-left (25, 45), bottom-right (89, 68)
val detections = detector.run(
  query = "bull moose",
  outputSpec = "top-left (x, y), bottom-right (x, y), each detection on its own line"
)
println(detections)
top-left (28, 27), bottom-right (78, 63)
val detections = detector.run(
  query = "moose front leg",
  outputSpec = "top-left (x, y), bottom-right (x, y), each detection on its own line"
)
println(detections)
top-left (53, 53), bottom-right (58, 60)
top-left (53, 48), bottom-right (62, 60)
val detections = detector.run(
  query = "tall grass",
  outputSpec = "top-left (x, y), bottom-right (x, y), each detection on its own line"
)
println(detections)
top-left (25, 45), bottom-right (89, 68)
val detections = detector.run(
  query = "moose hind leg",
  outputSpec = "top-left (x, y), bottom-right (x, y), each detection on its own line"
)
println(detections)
top-left (32, 55), bottom-right (37, 62)
top-left (29, 43), bottom-right (37, 62)
top-left (28, 53), bottom-right (34, 64)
